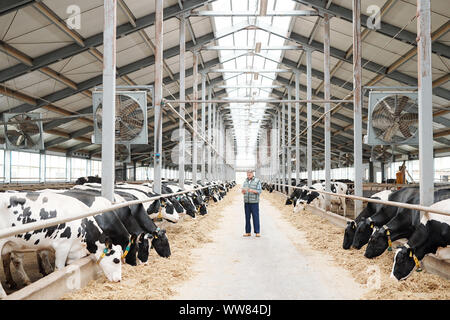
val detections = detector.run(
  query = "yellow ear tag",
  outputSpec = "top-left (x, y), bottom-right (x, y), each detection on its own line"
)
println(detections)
top-left (413, 255), bottom-right (422, 272)
top-left (386, 230), bottom-right (392, 251)
top-left (370, 223), bottom-right (374, 229)
top-left (409, 251), bottom-right (413, 257)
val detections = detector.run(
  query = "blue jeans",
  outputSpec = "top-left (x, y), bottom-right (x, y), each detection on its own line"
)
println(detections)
top-left (244, 202), bottom-right (260, 234)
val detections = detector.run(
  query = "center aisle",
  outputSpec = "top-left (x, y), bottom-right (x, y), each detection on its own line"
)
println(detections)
top-left (171, 188), bottom-right (367, 300)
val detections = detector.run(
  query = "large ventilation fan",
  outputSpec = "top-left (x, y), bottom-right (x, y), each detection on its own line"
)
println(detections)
top-left (93, 91), bottom-right (148, 144)
top-left (367, 91), bottom-right (419, 145)
top-left (115, 144), bottom-right (131, 163)
top-left (3, 113), bottom-right (44, 151)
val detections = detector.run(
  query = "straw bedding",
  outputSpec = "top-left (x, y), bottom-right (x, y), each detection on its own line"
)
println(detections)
top-left (62, 188), bottom-right (237, 300)
top-left (264, 190), bottom-right (450, 300)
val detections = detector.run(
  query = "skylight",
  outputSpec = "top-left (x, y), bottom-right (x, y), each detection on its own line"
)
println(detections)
top-left (211, 0), bottom-right (296, 169)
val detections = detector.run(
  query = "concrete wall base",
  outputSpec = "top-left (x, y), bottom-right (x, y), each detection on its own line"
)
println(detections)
top-left (4, 256), bottom-right (101, 300)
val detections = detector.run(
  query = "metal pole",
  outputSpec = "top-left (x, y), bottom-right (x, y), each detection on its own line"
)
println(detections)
top-left (212, 102), bottom-right (217, 180)
top-left (101, 0), bottom-right (117, 201)
top-left (353, 0), bottom-right (363, 215)
top-left (417, 0), bottom-right (434, 215)
top-left (277, 110), bottom-right (281, 191)
top-left (306, 49), bottom-right (312, 187)
top-left (323, 13), bottom-right (331, 210)
top-left (178, 14), bottom-right (186, 189)
top-left (281, 103), bottom-right (286, 193)
top-left (201, 72), bottom-right (206, 184)
top-left (207, 87), bottom-right (212, 180)
top-left (192, 51), bottom-right (198, 184)
top-left (295, 71), bottom-right (300, 185)
top-left (287, 86), bottom-right (292, 195)
top-left (153, 0), bottom-right (163, 194)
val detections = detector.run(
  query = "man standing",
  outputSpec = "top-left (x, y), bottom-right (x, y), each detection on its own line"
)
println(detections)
top-left (241, 170), bottom-right (262, 237)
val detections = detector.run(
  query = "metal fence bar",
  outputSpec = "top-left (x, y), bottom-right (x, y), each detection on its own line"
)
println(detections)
top-left (268, 182), bottom-right (450, 217)
top-left (0, 184), bottom-right (220, 240)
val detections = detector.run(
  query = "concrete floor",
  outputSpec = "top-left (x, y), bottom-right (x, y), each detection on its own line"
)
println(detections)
top-left (171, 189), bottom-right (367, 300)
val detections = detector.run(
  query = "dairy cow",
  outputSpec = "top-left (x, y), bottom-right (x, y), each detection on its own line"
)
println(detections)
top-left (365, 188), bottom-right (450, 258)
top-left (351, 187), bottom-right (420, 250)
top-left (391, 199), bottom-right (450, 280)
top-left (0, 192), bottom-right (123, 298)
top-left (343, 190), bottom-right (393, 250)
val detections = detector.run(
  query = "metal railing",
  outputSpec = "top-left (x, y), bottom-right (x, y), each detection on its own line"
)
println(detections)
top-left (0, 184), bottom-right (221, 240)
top-left (267, 182), bottom-right (450, 217)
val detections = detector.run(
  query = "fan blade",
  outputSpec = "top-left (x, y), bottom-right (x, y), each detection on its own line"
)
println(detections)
top-left (394, 95), bottom-right (409, 117)
top-left (399, 112), bottom-right (418, 125)
top-left (398, 122), bottom-right (413, 138)
top-left (372, 115), bottom-right (395, 131)
top-left (382, 122), bottom-right (399, 142)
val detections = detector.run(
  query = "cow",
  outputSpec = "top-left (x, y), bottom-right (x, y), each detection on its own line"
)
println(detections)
top-left (293, 183), bottom-right (325, 213)
top-left (342, 190), bottom-right (393, 250)
top-left (391, 199), bottom-right (450, 281)
top-left (70, 185), bottom-right (171, 258)
top-left (351, 187), bottom-right (420, 250)
top-left (364, 188), bottom-right (450, 258)
top-left (285, 182), bottom-right (307, 205)
top-left (0, 192), bottom-right (123, 298)
top-left (75, 175), bottom-right (101, 185)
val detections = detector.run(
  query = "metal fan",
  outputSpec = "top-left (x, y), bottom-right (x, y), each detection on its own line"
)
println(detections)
top-left (93, 91), bottom-right (148, 144)
top-left (115, 144), bottom-right (131, 163)
top-left (3, 113), bottom-right (44, 150)
top-left (367, 92), bottom-right (419, 145)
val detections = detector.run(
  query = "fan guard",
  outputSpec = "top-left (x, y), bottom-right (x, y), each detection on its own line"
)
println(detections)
top-left (367, 92), bottom-right (419, 145)
top-left (93, 91), bottom-right (148, 144)
top-left (3, 113), bottom-right (44, 150)
top-left (115, 144), bottom-right (131, 163)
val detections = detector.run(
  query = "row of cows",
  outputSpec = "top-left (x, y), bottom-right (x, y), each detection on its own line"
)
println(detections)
top-left (263, 181), bottom-right (450, 281)
top-left (0, 178), bottom-right (236, 298)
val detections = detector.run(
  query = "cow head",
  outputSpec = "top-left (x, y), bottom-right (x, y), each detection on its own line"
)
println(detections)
top-left (179, 196), bottom-right (196, 218)
top-left (364, 227), bottom-right (389, 258)
top-left (352, 218), bottom-right (375, 249)
top-left (124, 234), bottom-right (139, 266)
top-left (94, 234), bottom-right (123, 282)
top-left (198, 203), bottom-right (207, 215)
top-left (147, 199), bottom-right (161, 215)
top-left (391, 246), bottom-right (417, 280)
top-left (285, 197), bottom-right (293, 205)
top-left (150, 227), bottom-right (170, 257)
top-left (170, 197), bottom-right (186, 215)
top-left (343, 220), bottom-right (358, 249)
top-left (137, 233), bottom-right (150, 264)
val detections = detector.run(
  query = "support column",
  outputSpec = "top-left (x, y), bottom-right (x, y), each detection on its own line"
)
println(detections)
top-left (4, 150), bottom-right (11, 183)
top-left (417, 0), bottom-right (434, 219)
top-left (281, 103), bottom-right (286, 193)
top-left (178, 13), bottom-right (186, 189)
top-left (192, 51), bottom-right (199, 184)
top-left (277, 109), bottom-right (281, 191)
top-left (39, 152), bottom-right (45, 183)
top-left (153, 0), bottom-right (163, 194)
top-left (207, 87), bottom-right (212, 180)
top-left (287, 87), bottom-right (292, 195)
top-left (353, 0), bottom-right (363, 215)
top-left (201, 72), bottom-right (206, 184)
top-left (306, 49), bottom-right (313, 187)
top-left (101, 0), bottom-right (117, 201)
top-left (295, 71), bottom-right (300, 185)
top-left (323, 13), bottom-right (331, 210)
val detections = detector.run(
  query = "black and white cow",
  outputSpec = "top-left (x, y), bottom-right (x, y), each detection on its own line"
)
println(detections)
top-left (0, 192), bottom-right (123, 298)
top-left (343, 190), bottom-right (393, 250)
top-left (285, 183), bottom-right (307, 205)
top-left (365, 188), bottom-right (450, 258)
top-left (351, 187), bottom-right (420, 250)
top-left (391, 199), bottom-right (450, 280)
top-left (293, 182), bottom-right (348, 214)
top-left (70, 184), bottom-right (171, 258)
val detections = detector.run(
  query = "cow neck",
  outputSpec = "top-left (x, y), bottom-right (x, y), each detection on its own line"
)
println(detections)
top-left (415, 220), bottom-right (450, 260)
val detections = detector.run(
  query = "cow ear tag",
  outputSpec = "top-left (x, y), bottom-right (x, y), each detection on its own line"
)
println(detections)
top-left (370, 223), bottom-right (374, 229)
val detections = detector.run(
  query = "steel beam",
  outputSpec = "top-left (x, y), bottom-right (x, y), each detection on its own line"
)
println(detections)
top-left (153, 0), bottom-right (163, 194)
top-left (417, 0), bottom-right (434, 213)
top-left (306, 49), bottom-right (312, 187)
top-left (323, 13), bottom-right (331, 209)
top-left (353, 0), bottom-right (363, 215)
top-left (178, 14), bottom-right (186, 189)
top-left (100, 0), bottom-right (116, 202)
